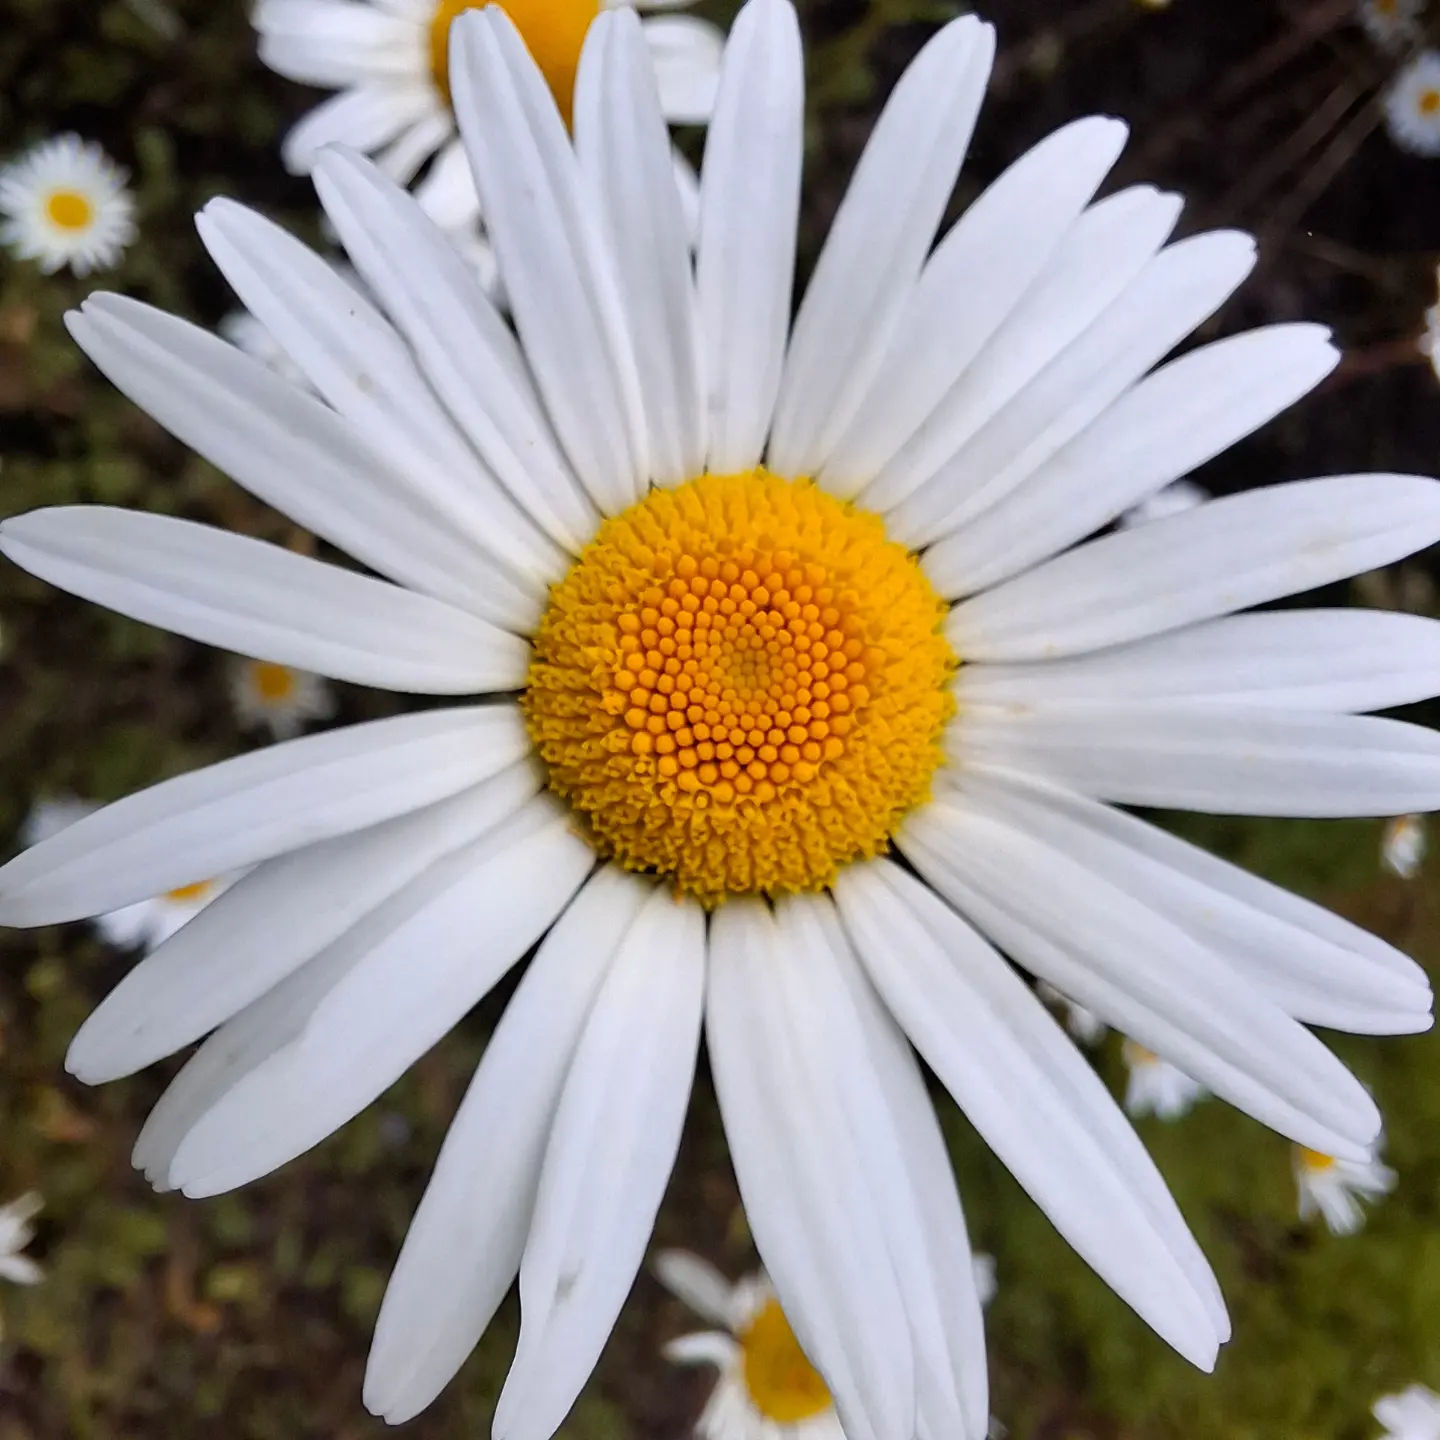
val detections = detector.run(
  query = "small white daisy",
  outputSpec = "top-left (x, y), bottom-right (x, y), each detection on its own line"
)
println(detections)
top-left (1359, 0), bottom-right (1425, 50)
top-left (1383, 814), bottom-right (1426, 878)
top-left (255, 0), bottom-right (724, 235)
top-left (0, 135), bottom-right (136, 276)
top-left (1386, 51), bottom-right (1440, 156)
top-left (1293, 1140), bottom-right (1396, 1234)
top-left (1123, 1040), bottom-right (1208, 1120)
top-left (1119, 478), bottom-right (1208, 529)
top-left (1376, 1385), bottom-right (1440, 1440)
top-left (229, 656), bottom-right (336, 740)
top-left (657, 1249), bottom-right (846, 1440)
top-left (1035, 981), bottom-right (1107, 1045)
top-left (0, 1193), bottom-right (43, 1288)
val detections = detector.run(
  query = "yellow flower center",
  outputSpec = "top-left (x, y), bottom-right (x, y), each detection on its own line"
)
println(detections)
top-left (523, 471), bottom-right (954, 903)
top-left (739, 1296), bottom-right (834, 1425)
top-left (45, 188), bottom-right (94, 232)
top-left (1299, 1147), bottom-right (1337, 1173)
top-left (1123, 1040), bottom-right (1159, 1067)
top-left (1422, 88), bottom-right (1440, 117)
top-left (250, 660), bottom-right (298, 703)
top-left (429, 0), bottom-right (600, 122)
top-left (165, 880), bottom-right (217, 904)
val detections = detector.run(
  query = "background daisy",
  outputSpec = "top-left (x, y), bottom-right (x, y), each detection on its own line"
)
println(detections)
top-left (1123, 1041), bottom-right (1209, 1121)
top-left (229, 656), bottom-right (336, 739)
top-left (1375, 1385), bottom-right (1440, 1440)
top-left (1293, 1142), bottom-right (1397, 1234)
top-left (1386, 51), bottom-right (1440, 155)
top-left (0, 134), bottom-right (135, 275)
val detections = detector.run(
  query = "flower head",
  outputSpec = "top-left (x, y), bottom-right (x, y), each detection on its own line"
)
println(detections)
top-left (0, 135), bottom-right (135, 276)
top-left (1386, 51), bottom-right (1440, 155)
top-left (1376, 1385), bottom-right (1440, 1440)
top-left (1359, 0), bottom-right (1424, 50)
top-left (229, 656), bottom-right (336, 739)
top-left (1293, 1140), bottom-right (1396, 1234)
top-left (2, 2), bottom-right (1439, 1431)
top-left (0, 1193), bottom-right (44, 1289)
top-left (1383, 813), bottom-right (1426, 878)
top-left (1122, 1040), bottom-right (1208, 1120)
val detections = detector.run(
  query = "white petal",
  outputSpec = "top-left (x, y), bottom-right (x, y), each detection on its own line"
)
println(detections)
top-left (652, 1251), bottom-right (736, 1328)
top-left (574, 9), bottom-right (706, 486)
top-left (948, 474), bottom-right (1440, 661)
top-left (0, 705), bottom-right (529, 926)
top-left (925, 323), bottom-right (1340, 596)
top-left (311, 147), bottom-right (599, 555)
top-left (66, 293), bottom-right (540, 629)
top-left (644, 15), bottom-right (724, 123)
top-left (662, 1331), bottom-right (738, 1368)
top-left (494, 886), bottom-right (707, 1440)
top-left (364, 866), bottom-right (651, 1424)
top-left (0, 1255), bottom-right (43, 1286)
top-left (254, 0), bottom-right (421, 86)
top-left (67, 761), bottom-right (543, 1084)
top-left (164, 795), bottom-right (593, 1196)
top-left (281, 83), bottom-right (432, 174)
top-left (900, 799), bottom-right (1383, 1157)
top-left (707, 899), bottom-right (914, 1440)
top-left (413, 136), bottom-right (483, 232)
top-left (766, 16), bottom-right (994, 479)
top-left (954, 704), bottom-right (1440, 818)
top-left (957, 609), bottom-right (1440, 714)
top-left (450, 7), bottom-right (649, 514)
top-left (831, 859), bottom-right (1226, 1369)
top-left (0, 507), bottom-right (530, 693)
top-left (824, 122), bottom-right (1138, 501)
top-left (695, 0), bottom-right (804, 474)
top-left (894, 230), bottom-right (1257, 549)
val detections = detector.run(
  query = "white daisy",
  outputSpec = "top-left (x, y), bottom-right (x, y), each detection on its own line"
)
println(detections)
top-left (229, 656), bottom-right (337, 739)
top-left (1386, 50), bottom-right (1440, 155)
top-left (1293, 1140), bottom-right (1396, 1234)
top-left (2, 3), bottom-right (1438, 1432)
top-left (1035, 981), bottom-right (1106, 1045)
top-left (657, 1249), bottom-right (846, 1440)
top-left (1359, 0), bottom-right (1425, 50)
top-left (1118, 478), bottom-right (1207, 528)
top-left (1383, 813), bottom-right (1426, 878)
top-left (0, 1193), bottom-right (43, 1288)
top-left (1376, 1385), bottom-right (1440, 1440)
top-left (255, 0), bottom-right (724, 235)
top-left (0, 134), bottom-right (136, 276)
top-left (1123, 1040), bottom-right (1208, 1120)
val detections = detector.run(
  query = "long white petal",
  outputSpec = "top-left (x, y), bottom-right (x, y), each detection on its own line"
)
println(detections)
top-left (926, 324), bottom-right (1339, 595)
top-left (831, 859), bottom-right (1226, 1368)
top-left (364, 866), bottom-right (651, 1424)
top-left (164, 795), bottom-right (593, 1196)
top-left (695, 0), bottom-right (803, 473)
top-left (766, 16), bottom-right (994, 479)
top-left (494, 886), bottom-right (707, 1440)
top-left (652, 1251), bottom-right (736, 1328)
top-left (451, 7), bottom-right (649, 514)
top-left (0, 705), bottom-right (529, 925)
top-left (254, 0), bottom-right (420, 85)
top-left (67, 761), bottom-right (543, 1084)
top-left (281, 83), bottom-right (432, 174)
top-left (574, 9), bottom-right (706, 486)
top-left (948, 474), bottom-right (1440, 661)
top-left (644, 14), bottom-right (724, 123)
top-left (0, 507), bottom-right (529, 693)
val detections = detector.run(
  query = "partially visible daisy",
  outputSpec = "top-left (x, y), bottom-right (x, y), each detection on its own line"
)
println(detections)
top-left (657, 1249), bottom-right (845, 1440)
top-left (1119, 478), bottom-right (1207, 528)
top-left (1383, 814), bottom-right (1426, 878)
top-left (1386, 51), bottom-right (1440, 155)
top-left (1359, 0), bottom-right (1425, 50)
top-left (255, 0), bottom-right (724, 235)
top-left (1376, 1385), bottom-right (1440, 1440)
top-left (0, 1191), bottom-right (44, 1341)
top-left (0, 135), bottom-right (135, 276)
top-left (1036, 981), bottom-right (1106, 1045)
top-left (229, 657), bottom-right (336, 740)
top-left (1123, 1040), bottom-right (1208, 1120)
top-left (1294, 1140), bottom-right (1396, 1233)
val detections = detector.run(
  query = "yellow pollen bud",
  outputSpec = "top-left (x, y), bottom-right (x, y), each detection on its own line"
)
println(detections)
top-left (45, 188), bottom-right (94, 231)
top-left (738, 1297), bottom-right (834, 1424)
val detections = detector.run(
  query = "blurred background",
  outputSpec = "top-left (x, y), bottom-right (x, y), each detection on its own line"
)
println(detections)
top-left (3, 0), bottom-right (1440, 1434)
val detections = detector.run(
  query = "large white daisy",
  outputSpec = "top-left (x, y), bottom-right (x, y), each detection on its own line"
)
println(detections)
top-left (2, 3), bottom-right (1439, 1435)
top-left (255, 0), bottom-right (722, 234)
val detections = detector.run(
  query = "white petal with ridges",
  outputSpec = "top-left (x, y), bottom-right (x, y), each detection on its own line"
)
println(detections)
top-left (281, 84), bottom-right (432, 174)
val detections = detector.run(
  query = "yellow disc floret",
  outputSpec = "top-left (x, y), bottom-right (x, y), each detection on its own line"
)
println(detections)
top-left (523, 470), bottom-right (955, 903)
top-left (739, 1295), bottom-right (834, 1424)
top-left (45, 188), bottom-right (94, 231)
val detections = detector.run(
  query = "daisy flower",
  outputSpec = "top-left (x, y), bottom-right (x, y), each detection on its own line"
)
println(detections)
top-left (255, 0), bottom-right (724, 235)
top-left (1376, 1385), bottom-right (1440, 1440)
top-left (1293, 1140), bottom-right (1396, 1234)
top-left (2, 2), bottom-right (1439, 1432)
top-left (229, 656), bottom-right (337, 739)
top-left (1035, 981), bottom-right (1106, 1045)
top-left (1359, 0), bottom-right (1424, 50)
top-left (0, 135), bottom-right (136, 276)
top-left (1386, 50), bottom-right (1440, 155)
top-left (657, 1249), bottom-right (845, 1440)
top-left (1118, 478), bottom-right (1207, 528)
top-left (1122, 1040), bottom-right (1209, 1120)
top-left (0, 1191), bottom-right (44, 1343)
top-left (1382, 813), bottom-right (1426, 878)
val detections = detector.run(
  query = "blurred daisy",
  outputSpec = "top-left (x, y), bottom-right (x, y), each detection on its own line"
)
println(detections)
top-left (1119, 478), bottom-right (1207, 528)
top-left (3, 2), bottom-right (1439, 1432)
top-left (1383, 814), bottom-right (1426, 878)
top-left (1123, 1041), bottom-right (1208, 1120)
top-left (1359, 0), bottom-right (1424, 50)
top-left (0, 1193), bottom-right (43, 1288)
top-left (254, 0), bottom-right (724, 235)
top-left (1036, 981), bottom-right (1106, 1045)
top-left (1293, 1140), bottom-right (1396, 1234)
top-left (657, 1249), bottom-right (844, 1440)
top-left (1386, 51), bottom-right (1440, 155)
top-left (229, 656), bottom-right (336, 739)
top-left (0, 135), bottom-right (135, 276)
top-left (1376, 1385), bottom-right (1440, 1440)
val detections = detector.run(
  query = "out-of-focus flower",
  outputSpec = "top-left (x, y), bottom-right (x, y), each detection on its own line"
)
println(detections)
top-left (1383, 814), bottom-right (1426, 878)
top-left (1294, 1141), bottom-right (1396, 1234)
top-left (1118, 478), bottom-right (1208, 528)
top-left (1359, 0), bottom-right (1425, 50)
top-left (0, 134), bottom-right (135, 275)
top-left (0, 1193), bottom-right (43, 1288)
top-left (1375, 1384), bottom-right (1440, 1440)
top-left (1036, 981), bottom-right (1107, 1045)
top-left (1386, 51), bottom-right (1440, 155)
top-left (1123, 1040), bottom-right (1208, 1120)
top-left (229, 657), bottom-right (337, 740)
top-left (972, 1253), bottom-right (997, 1307)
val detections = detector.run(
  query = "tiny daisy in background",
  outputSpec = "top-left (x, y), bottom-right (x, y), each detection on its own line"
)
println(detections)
top-left (1376, 1385), bottom-right (1440, 1440)
top-left (0, 134), bottom-right (135, 276)
top-left (1036, 981), bottom-right (1107, 1045)
top-left (1293, 1140), bottom-right (1396, 1234)
top-left (1123, 1040), bottom-right (1208, 1120)
top-left (657, 1249), bottom-right (845, 1440)
top-left (0, 1191), bottom-right (44, 1342)
top-left (1383, 814), bottom-right (1427, 878)
top-left (229, 656), bottom-right (336, 740)
top-left (1118, 478), bottom-right (1208, 529)
top-left (1359, 0), bottom-right (1425, 50)
top-left (1386, 50), bottom-right (1440, 155)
